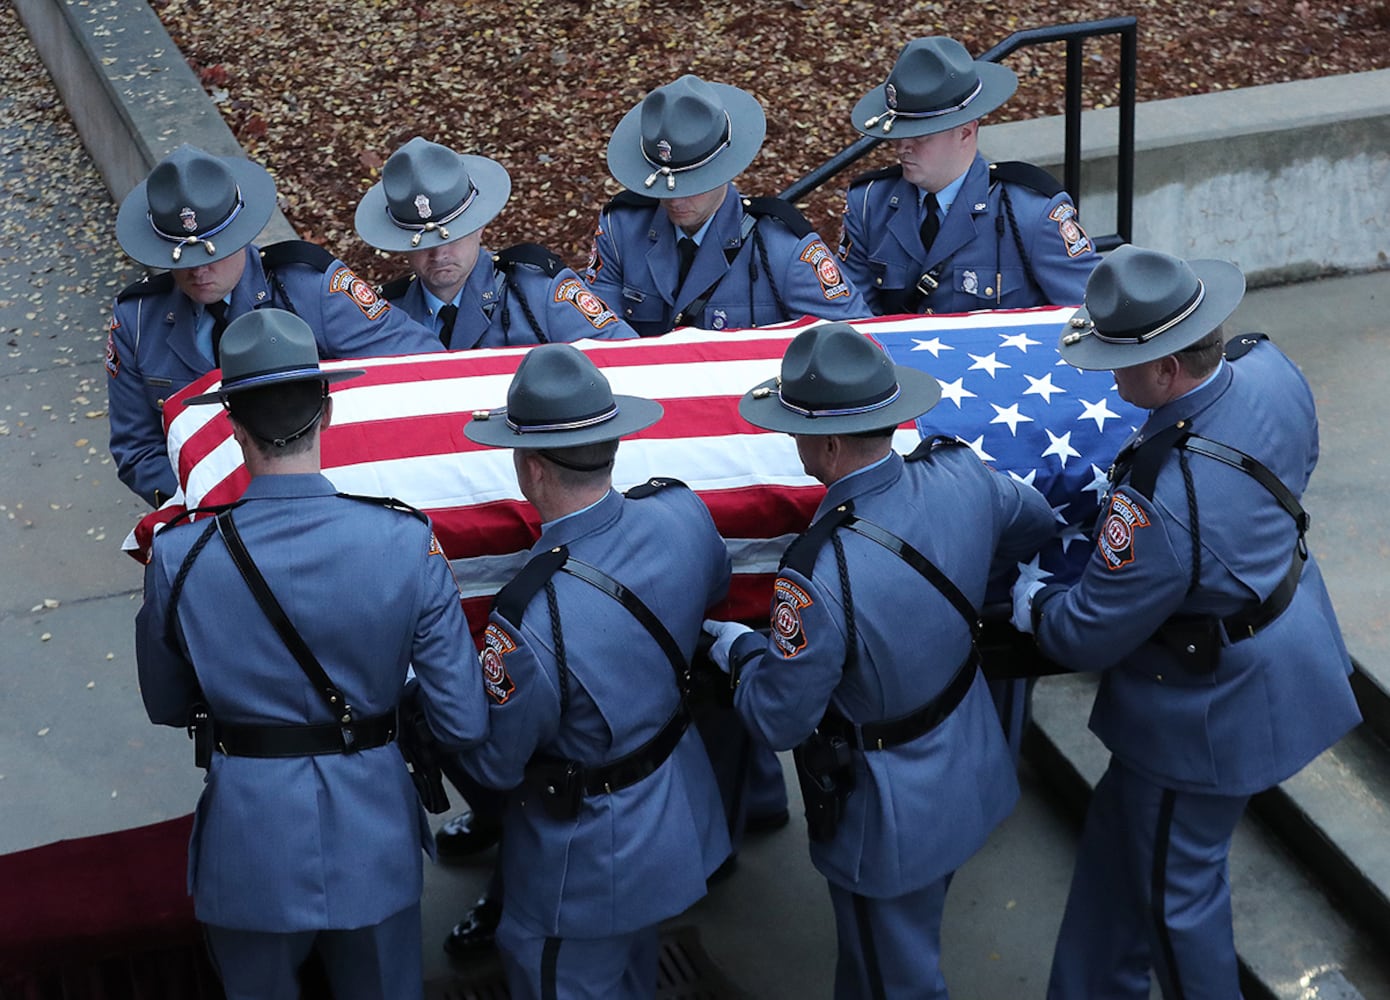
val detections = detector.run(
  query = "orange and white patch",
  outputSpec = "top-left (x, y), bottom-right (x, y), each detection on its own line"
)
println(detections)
top-left (1049, 202), bottom-right (1093, 258)
top-left (481, 623), bottom-right (518, 705)
top-left (329, 266), bottom-right (390, 320)
top-left (1098, 493), bottom-right (1149, 570)
top-left (555, 277), bottom-right (618, 328)
top-left (772, 577), bottom-right (814, 658)
top-left (104, 318), bottom-right (121, 378)
top-left (799, 240), bottom-right (851, 300)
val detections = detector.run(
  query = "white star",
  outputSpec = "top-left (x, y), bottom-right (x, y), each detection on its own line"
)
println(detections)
top-left (964, 434), bottom-right (995, 463)
top-left (1023, 371), bottom-right (1067, 403)
top-left (999, 330), bottom-right (1041, 352)
top-left (1014, 553), bottom-right (1054, 588)
top-left (989, 402), bottom-right (1034, 436)
top-left (1041, 428), bottom-right (1081, 468)
top-left (1077, 397), bottom-right (1122, 432)
top-left (1049, 500), bottom-right (1071, 524)
top-left (936, 377), bottom-right (977, 408)
top-left (911, 337), bottom-right (954, 357)
top-left (1081, 463), bottom-right (1110, 498)
top-left (1008, 468), bottom-right (1038, 487)
top-left (1059, 522), bottom-right (1090, 552)
top-left (968, 352), bottom-right (1011, 378)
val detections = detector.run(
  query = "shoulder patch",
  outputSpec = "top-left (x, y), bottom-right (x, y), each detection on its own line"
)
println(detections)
top-left (624, 476), bottom-right (688, 499)
top-left (259, 239), bottom-right (335, 273)
top-left (990, 161), bottom-right (1065, 198)
top-left (378, 274), bottom-right (415, 301)
top-left (329, 265), bottom-right (390, 320)
top-left (771, 577), bottom-right (814, 658)
top-left (1224, 332), bottom-right (1269, 360)
top-left (798, 239), bottom-right (851, 300)
top-left (741, 196), bottom-right (814, 239)
top-left (496, 242), bottom-right (565, 278)
top-left (104, 318), bottom-right (121, 377)
top-left (1046, 201), bottom-right (1093, 258)
top-left (608, 190), bottom-right (659, 212)
top-left (554, 277), bottom-right (619, 329)
top-left (848, 164), bottom-right (904, 188)
top-left (905, 435), bottom-right (968, 462)
top-left (1098, 492), bottom-right (1150, 570)
top-left (116, 271), bottom-right (175, 301)
top-left (480, 623), bottom-right (518, 705)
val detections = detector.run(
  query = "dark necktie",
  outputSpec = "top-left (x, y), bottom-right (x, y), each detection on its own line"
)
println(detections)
top-left (206, 300), bottom-right (230, 366)
top-left (676, 236), bottom-right (698, 291)
top-left (919, 191), bottom-right (941, 257)
top-left (437, 303), bottom-right (459, 349)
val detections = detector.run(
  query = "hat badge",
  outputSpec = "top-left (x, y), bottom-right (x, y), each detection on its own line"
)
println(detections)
top-left (656, 139), bottom-right (673, 164)
top-left (179, 207), bottom-right (198, 233)
top-left (414, 193), bottom-right (433, 220)
top-left (885, 83), bottom-right (898, 110)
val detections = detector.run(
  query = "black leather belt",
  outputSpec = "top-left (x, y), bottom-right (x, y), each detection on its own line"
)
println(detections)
top-left (216, 711), bottom-right (397, 758)
top-left (583, 704), bottom-right (690, 795)
top-left (821, 651), bottom-right (978, 752)
top-left (1222, 548), bottom-right (1304, 642)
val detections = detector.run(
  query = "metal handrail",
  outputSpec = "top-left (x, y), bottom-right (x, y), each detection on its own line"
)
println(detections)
top-left (780, 17), bottom-right (1136, 251)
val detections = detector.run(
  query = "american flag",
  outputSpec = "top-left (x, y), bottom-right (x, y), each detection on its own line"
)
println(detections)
top-left (126, 309), bottom-right (1142, 636)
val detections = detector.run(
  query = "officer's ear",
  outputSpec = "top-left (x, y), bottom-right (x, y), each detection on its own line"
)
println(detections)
top-left (320, 390), bottom-right (333, 432)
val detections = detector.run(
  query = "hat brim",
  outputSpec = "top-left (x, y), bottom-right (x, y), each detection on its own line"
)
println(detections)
top-left (116, 156), bottom-right (276, 270)
top-left (184, 367), bottom-right (365, 406)
top-left (607, 83), bottom-right (766, 199)
top-left (464, 394), bottom-right (664, 449)
top-left (738, 364), bottom-right (942, 435)
top-left (850, 62), bottom-right (1017, 139)
top-left (1059, 259), bottom-right (1247, 371)
top-left (354, 155), bottom-right (511, 253)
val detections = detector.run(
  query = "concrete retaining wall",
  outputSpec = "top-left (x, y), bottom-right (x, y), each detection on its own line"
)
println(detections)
top-left (16, 0), bottom-right (1390, 286)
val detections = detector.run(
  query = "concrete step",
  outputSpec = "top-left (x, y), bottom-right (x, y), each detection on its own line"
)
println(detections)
top-left (1027, 673), bottom-right (1390, 1000)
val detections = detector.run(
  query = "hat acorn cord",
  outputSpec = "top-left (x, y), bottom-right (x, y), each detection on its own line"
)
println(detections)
top-left (464, 343), bottom-right (663, 449)
top-left (606, 74), bottom-right (767, 198)
top-left (354, 137), bottom-right (511, 253)
top-left (1059, 244), bottom-right (1246, 370)
top-left (115, 144), bottom-right (276, 269)
top-left (184, 309), bottom-right (364, 405)
top-left (738, 322), bottom-right (942, 435)
top-left (851, 36), bottom-right (1017, 139)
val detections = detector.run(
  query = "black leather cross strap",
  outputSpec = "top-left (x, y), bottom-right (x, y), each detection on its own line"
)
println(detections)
top-left (841, 516), bottom-right (980, 637)
top-left (821, 649), bottom-right (979, 752)
top-left (216, 711), bottom-right (397, 758)
top-left (1223, 544), bottom-right (1303, 642)
top-left (581, 704), bottom-right (690, 795)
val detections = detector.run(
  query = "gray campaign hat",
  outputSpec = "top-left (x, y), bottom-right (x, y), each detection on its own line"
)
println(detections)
top-left (1059, 244), bottom-right (1246, 370)
top-left (185, 309), bottom-right (364, 405)
top-left (739, 322), bottom-right (941, 435)
top-left (465, 343), bottom-right (663, 449)
top-left (851, 36), bottom-right (1017, 139)
top-left (607, 74), bottom-right (766, 198)
top-left (116, 144), bottom-right (276, 269)
top-left (355, 137), bottom-right (511, 253)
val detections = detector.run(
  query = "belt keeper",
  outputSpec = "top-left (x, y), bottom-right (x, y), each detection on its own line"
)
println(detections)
top-left (341, 724), bottom-right (357, 752)
top-left (875, 737), bottom-right (884, 751)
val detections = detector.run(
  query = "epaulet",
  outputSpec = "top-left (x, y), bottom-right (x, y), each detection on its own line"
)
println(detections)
top-left (116, 271), bottom-right (175, 301)
top-left (739, 196), bottom-right (814, 240)
top-left (378, 274), bottom-right (415, 300)
top-left (848, 164), bottom-right (904, 188)
top-left (624, 476), bottom-right (687, 499)
top-left (989, 161), bottom-right (1065, 199)
top-left (606, 190), bottom-right (659, 212)
top-left (1127, 422), bottom-right (1190, 501)
top-left (336, 492), bottom-right (429, 524)
top-left (493, 546), bottom-right (568, 627)
top-left (259, 239), bottom-right (336, 273)
top-left (495, 243), bottom-right (566, 278)
top-left (161, 500), bottom-right (244, 532)
top-left (904, 435), bottom-right (968, 462)
top-left (780, 502), bottom-right (856, 579)
top-left (1224, 332), bottom-right (1269, 361)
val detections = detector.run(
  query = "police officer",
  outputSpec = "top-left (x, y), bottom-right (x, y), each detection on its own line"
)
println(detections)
top-left (585, 73), bottom-right (869, 335)
top-left (455, 344), bottom-right (731, 998)
top-left (1011, 245), bottom-right (1362, 999)
top-left (703, 323), bottom-right (1056, 999)
top-left (355, 137), bottom-right (638, 348)
top-left (109, 144), bottom-right (441, 507)
top-left (840, 36), bottom-right (1101, 316)
top-left (135, 309), bottom-right (488, 999)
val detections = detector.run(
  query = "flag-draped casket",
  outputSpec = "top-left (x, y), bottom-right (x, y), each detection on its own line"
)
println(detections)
top-left (129, 309), bottom-right (1142, 637)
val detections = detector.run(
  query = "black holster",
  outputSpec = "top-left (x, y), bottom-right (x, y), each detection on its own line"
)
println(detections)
top-left (524, 757), bottom-right (585, 821)
top-left (793, 728), bottom-right (854, 842)
top-left (397, 683), bottom-right (451, 814)
top-left (1152, 615), bottom-right (1222, 674)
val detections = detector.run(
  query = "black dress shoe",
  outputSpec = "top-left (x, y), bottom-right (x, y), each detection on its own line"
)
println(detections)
top-left (443, 896), bottom-right (503, 957)
top-left (434, 808), bottom-right (502, 862)
top-left (745, 807), bottom-right (791, 835)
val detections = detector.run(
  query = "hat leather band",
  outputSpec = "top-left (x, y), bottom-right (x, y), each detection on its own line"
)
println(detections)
top-left (1092, 282), bottom-right (1206, 345)
top-left (219, 364), bottom-right (327, 394)
top-left (641, 113), bottom-right (733, 192)
top-left (864, 78), bottom-right (983, 134)
top-left (387, 183), bottom-right (478, 247)
top-left (778, 382), bottom-right (901, 419)
top-left (149, 189), bottom-right (245, 263)
top-left (505, 402), bottom-right (620, 435)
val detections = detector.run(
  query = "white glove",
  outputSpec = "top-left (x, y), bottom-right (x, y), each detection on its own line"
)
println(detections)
top-left (1011, 579), bottom-right (1046, 635)
top-left (702, 619), bottom-right (754, 673)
